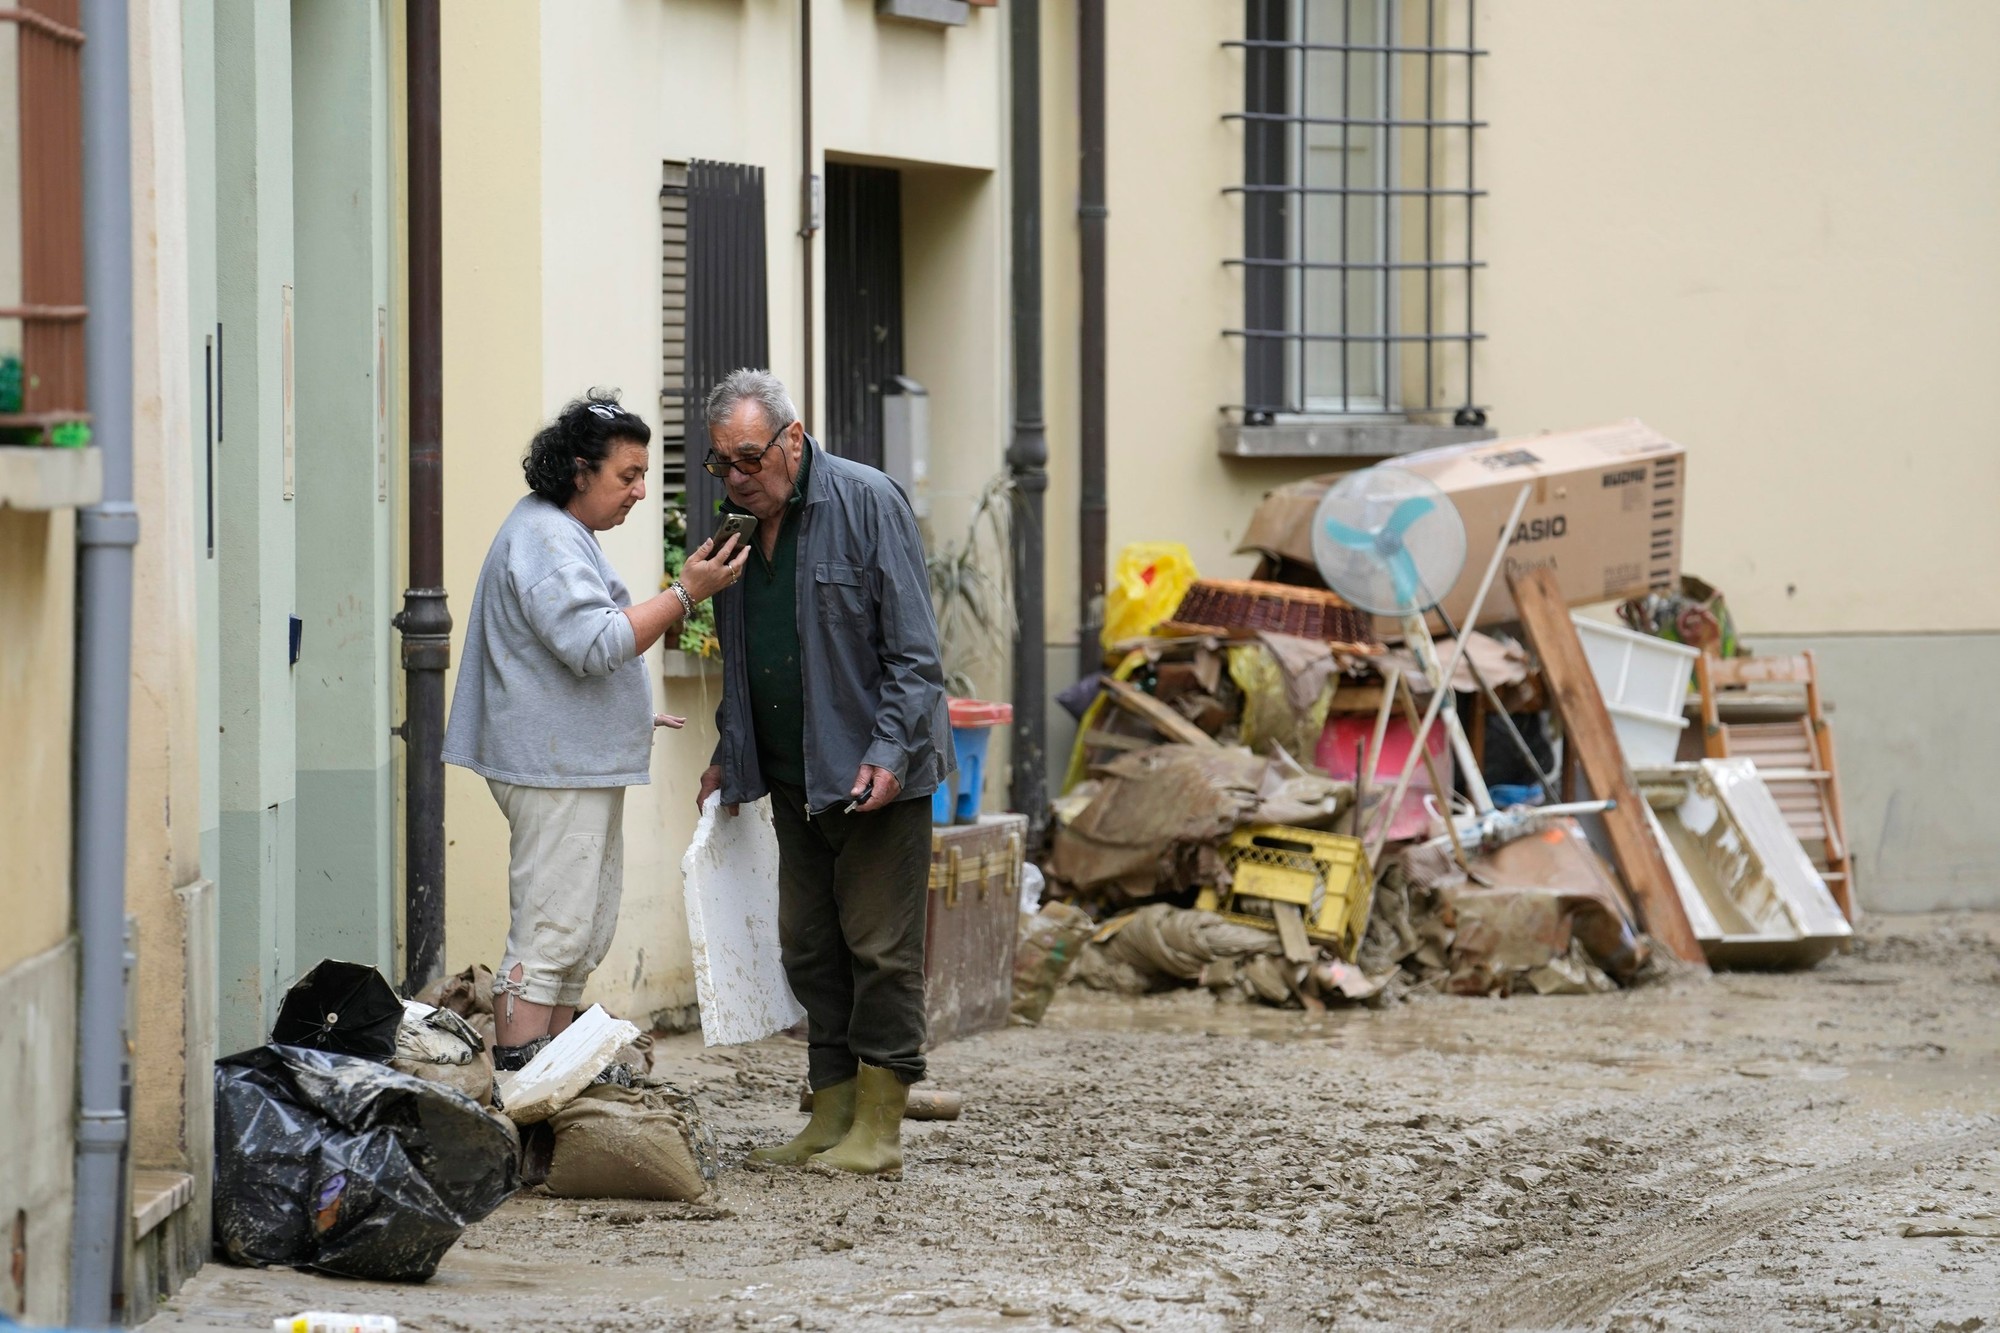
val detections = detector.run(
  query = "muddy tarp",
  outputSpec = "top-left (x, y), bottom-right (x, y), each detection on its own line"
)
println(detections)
top-left (1050, 748), bottom-right (1261, 901)
top-left (1049, 746), bottom-right (1352, 901)
top-left (213, 1045), bottom-right (518, 1281)
top-left (1367, 819), bottom-right (1651, 996)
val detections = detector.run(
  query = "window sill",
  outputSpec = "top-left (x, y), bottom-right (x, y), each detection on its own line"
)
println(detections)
top-left (876, 0), bottom-right (969, 26)
top-left (1218, 420), bottom-right (1494, 461)
top-left (663, 649), bottom-right (721, 680)
top-left (0, 445), bottom-right (103, 510)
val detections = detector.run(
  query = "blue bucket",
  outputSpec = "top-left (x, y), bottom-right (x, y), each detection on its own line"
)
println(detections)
top-left (933, 724), bottom-right (998, 825)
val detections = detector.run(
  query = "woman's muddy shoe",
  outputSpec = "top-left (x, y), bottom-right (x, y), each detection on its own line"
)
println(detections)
top-left (491, 1035), bottom-right (552, 1074)
top-left (749, 1077), bottom-right (857, 1166)
top-left (809, 1064), bottom-right (908, 1180)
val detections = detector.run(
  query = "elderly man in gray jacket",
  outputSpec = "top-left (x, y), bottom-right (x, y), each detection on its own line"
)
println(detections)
top-left (695, 368), bottom-right (952, 1180)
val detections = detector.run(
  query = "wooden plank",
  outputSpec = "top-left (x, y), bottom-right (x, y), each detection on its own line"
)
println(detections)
top-left (1101, 676), bottom-right (1218, 748)
top-left (1508, 567), bottom-right (1706, 966)
top-left (1081, 728), bottom-right (1155, 754)
top-left (1271, 902), bottom-right (1316, 964)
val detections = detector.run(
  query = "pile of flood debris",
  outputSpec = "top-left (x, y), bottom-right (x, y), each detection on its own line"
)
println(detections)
top-left (210, 960), bottom-right (713, 1283)
top-left (1020, 424), bottom-right (1857, 1017)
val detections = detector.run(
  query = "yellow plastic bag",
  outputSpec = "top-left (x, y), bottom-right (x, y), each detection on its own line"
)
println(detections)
top-left (1101, 543), bottom-right (1197, 649)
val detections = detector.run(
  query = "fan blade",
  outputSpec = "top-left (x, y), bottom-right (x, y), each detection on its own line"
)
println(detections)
top-left (1388, 550), bottom-right (1423, 610)
top-left (1383, 496), bottom-right (1435, 538)
top-left (1322, 518), bottom-right (1379, 552)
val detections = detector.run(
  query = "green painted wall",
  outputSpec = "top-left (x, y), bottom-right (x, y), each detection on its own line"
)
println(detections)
top-left (290, 0), bottom-right (397, 972)
top-left (213, 0), bottom-right (299, 1051)
top-left (183, 0), bottom-right (223, 1007)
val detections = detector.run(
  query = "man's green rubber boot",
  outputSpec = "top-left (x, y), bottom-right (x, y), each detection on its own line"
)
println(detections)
top-left (749, 1078), bottom-right (856, 1166)
top-left (809, 1063), bottom-right (909, 1179)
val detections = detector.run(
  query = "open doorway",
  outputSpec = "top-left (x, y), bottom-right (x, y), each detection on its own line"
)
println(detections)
top-left (824, 160), bottom-right (904, 470)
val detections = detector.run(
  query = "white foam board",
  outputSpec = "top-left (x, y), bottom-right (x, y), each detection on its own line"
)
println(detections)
top-left (680, 795), bottom-right (807, 1046)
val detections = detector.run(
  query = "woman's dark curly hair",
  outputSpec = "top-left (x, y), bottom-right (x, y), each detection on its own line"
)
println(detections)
top-left (523, 390), bottom-right (652, 506)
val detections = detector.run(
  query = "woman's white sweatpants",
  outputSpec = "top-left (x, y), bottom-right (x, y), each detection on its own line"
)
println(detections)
top-left (488, 780), bottom-right (626, 1008)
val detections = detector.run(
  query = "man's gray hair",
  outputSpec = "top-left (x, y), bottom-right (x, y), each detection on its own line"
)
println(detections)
top-left (705, 368), bottom-right (799, 435)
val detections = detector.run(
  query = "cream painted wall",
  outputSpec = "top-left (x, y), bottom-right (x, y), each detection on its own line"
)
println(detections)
top-left (1476, 0), bottom-right (2000, 635)
top-left (1052, 1), bottom-right (2000, 643)
top-left (818, 0), bottom-right (1002, 170)
top-left (0, 510), bottom-right (75, 975)
top-left (127, 0), bottom-right (208, 1173)
top-left (438, 0), bottom-right (543, 984)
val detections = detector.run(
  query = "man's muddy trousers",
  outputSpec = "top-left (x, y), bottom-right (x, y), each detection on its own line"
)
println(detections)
top-left (768, 781), bottom-right (932, 1089)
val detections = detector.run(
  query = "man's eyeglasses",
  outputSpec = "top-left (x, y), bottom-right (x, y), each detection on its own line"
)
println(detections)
top-left (702, 425), bottom-right (788, 479)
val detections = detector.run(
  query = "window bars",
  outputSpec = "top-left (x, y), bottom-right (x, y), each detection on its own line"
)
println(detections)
top-left (1225, 0), bottom-right (1485, 425)
top-left (662, 159), bottom-right (771, 526)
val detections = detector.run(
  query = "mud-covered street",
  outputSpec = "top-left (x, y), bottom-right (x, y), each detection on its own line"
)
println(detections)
top-left (151, 912), bottom-right (2000, 1332)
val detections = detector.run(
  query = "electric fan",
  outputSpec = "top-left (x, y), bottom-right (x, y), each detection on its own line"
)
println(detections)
top-left (1310, 467), bottom-right (1492, 816)
top-left (1312, 467), bottom-right (1610, 857)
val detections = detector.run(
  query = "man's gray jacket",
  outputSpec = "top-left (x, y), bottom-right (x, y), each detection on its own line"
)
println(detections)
top-left (710, 438), bottom-right (954, 816)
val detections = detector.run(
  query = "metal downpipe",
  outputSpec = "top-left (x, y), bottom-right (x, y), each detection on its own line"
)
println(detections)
top-left (1008, 0), bottom-right (1048, 838)
top-left (395, 0), bottom-right (450, 994)
top-left (70, 0), bottom-right (138, 1321)
top-left (1077, 0), bottom-right (1107, 680)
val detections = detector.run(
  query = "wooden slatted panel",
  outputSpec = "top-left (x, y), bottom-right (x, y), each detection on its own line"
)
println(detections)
top-left (15, 0), bottom-right (87, 432)
top-left (660, 161), bottom-right (689, 499)
top-left (1510, 566), bottom-right (1705, 965)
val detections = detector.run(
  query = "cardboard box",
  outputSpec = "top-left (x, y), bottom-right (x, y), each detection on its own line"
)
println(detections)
top-left (1236, 419), bottom-right (1686, 630)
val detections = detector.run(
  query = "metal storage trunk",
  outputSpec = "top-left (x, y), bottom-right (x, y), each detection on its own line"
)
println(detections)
top-left (924, 815), bottom-right (1026, 1047)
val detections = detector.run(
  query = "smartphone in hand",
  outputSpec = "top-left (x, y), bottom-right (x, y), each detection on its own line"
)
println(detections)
top-left (712, 512), bottom-right (757, 551)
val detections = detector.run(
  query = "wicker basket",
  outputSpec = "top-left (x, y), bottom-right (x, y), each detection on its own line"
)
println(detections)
top-left (1166, 578), bottom-right (1376, 647)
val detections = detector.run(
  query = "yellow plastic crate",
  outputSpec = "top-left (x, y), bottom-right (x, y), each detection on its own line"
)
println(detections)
top-left (1196, 824), bottom-right (1373, 961)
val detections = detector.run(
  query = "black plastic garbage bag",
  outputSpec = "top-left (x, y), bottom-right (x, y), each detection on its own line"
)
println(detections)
top-left (214, 1044), bottom-right (518, 1281)
top-left (271, 959), bottom-right (405, 1061)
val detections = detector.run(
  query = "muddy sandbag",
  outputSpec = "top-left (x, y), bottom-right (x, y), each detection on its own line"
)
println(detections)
top-left (1076, 904), bottom-right (1284, 993)
top-left (213, 1044), bottom-right (518, 1281)
top-left (544, 1080), bottom-right (717, 1202)
top-left (415, 963), bottom-right (496, 1018)
top-left (1011, 902), bottom-right (1097, 1024)
top-left (391, 1001), bottom-right (495, 1109)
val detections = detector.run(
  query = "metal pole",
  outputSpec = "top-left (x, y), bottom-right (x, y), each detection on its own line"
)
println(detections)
top-left (1008, 0), bottom-right (1048, 838)
top-left (395, 0), bottom-right (450, 994)
top-left (1076, 0), bottom-right (1106, 680)
top-left (71, 0), bottom-right (138, 1321)
top-left (799, 0), bottom-right (816, 431)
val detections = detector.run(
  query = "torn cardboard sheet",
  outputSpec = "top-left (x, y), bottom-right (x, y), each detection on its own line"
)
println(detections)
top-left (680, 795), bottom-right (807, 1046)
top-left (1048, 744), bottom-right (1352, 898)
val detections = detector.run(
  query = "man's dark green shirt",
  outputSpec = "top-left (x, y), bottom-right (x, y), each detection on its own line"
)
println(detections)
top-left (736, 446), bottom-right (810, 789)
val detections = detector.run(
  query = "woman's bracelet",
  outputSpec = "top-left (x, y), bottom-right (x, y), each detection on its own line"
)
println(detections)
top-left (668, 581), bottom-right (695, 617)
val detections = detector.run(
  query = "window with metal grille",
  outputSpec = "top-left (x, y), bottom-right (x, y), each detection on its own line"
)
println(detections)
top-left (662, 159), bottom-right (771, 529)
top-left (1226, 0), bottom-right (1485, 427)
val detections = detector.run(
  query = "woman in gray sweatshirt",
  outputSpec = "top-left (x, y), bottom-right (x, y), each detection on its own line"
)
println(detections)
top-left (443, 391), bottom-right (748, 1070)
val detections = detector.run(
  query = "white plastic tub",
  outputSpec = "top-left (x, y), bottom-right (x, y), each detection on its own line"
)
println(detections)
top-left (1604, 701), bottom-right (1688, 769)
top-left (1637, 759), bottom-right (1850, 968)
top-left (1573, 616), bottom-right (1698, 766)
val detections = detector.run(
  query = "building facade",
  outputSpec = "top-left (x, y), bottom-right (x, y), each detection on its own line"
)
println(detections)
top-left (1033, 0), bottom-right (2000, 912)
top-left (1, 0), bottom-right (1993, 1322)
